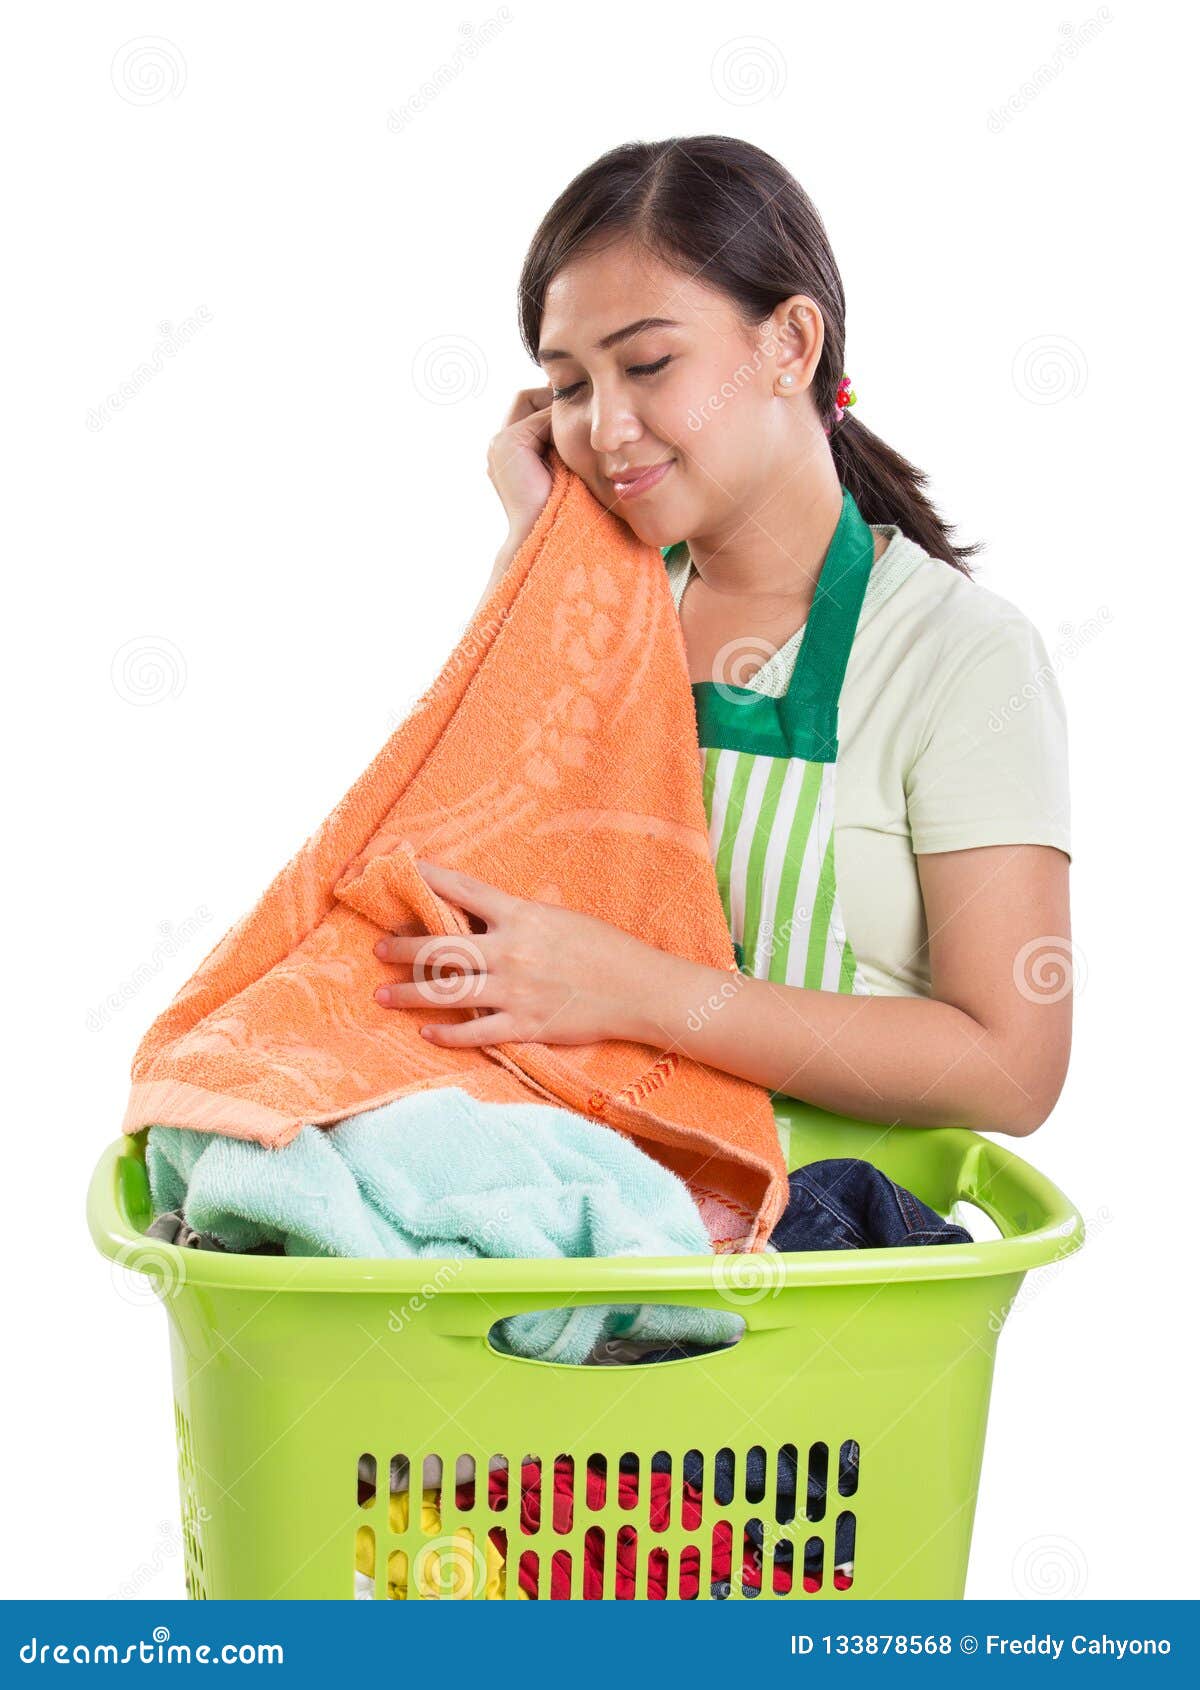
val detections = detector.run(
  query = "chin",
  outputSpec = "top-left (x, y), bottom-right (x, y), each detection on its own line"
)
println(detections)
top-left (578, 466), bottom-right (681, 547)
top-left (608, 507), bottom-right (670, 546)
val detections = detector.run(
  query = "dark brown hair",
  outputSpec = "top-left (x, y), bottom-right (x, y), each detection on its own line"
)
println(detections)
top-left (518, 135), bottom-right (977, 574)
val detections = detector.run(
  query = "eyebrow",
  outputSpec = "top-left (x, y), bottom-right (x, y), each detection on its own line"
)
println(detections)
top-left (536, 316), bottom-right (683, 364)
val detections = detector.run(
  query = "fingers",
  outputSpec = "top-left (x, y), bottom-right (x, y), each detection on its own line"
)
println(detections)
top-left (372, 918), bottom-right (422, 952)
top-left (501, 385), bottom-right (554, 427)
top-left (373, 932), bottom-right (483, 963)
top-left (375, 976), bottom-right (491, 1009)
top-left (420, 1011), bottom-right (521, 1048)
top-left (412, 858), bottom-right (514, 927)
top-left (371, 862), bottom-right (521, 1023)
top-left (513, 405), bottom-right (553, 444)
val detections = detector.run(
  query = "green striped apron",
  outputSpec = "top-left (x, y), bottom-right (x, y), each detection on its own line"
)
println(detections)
top-left (662, 486), bottom-right (875, 994)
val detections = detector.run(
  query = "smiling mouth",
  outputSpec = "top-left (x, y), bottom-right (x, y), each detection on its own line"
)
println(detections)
top-left (608, 459), bottom-right (675, 500)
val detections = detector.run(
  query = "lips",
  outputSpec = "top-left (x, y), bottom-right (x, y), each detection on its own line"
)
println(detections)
top-left (609, 459), bottom-right (675, 500)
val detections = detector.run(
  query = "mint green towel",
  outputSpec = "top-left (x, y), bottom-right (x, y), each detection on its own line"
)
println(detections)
top-left (146, 1087), bottom-right (743, 1364)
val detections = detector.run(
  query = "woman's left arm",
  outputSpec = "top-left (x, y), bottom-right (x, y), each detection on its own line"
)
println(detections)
top-left (619, 842), bottom-right (1072, 1137)
top-left (624, 594), bottom-right (1075, 1138)
top-left (381, 843), bottom-right (1071, 1139)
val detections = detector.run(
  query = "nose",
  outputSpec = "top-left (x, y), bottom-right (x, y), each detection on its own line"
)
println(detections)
top-left (588, 387), bottom-right (643, 460)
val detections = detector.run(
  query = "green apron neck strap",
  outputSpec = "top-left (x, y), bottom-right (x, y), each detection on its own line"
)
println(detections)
top-left (777, 486), bottom-right (876, 761)
top-left (663, 490), bottom-right (875, 762)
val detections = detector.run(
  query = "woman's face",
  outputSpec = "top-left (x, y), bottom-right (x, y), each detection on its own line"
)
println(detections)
top-left (536, 237), bottom-right (816, 546)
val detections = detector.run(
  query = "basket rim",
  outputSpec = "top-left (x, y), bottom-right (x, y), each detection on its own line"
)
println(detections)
top-left (87, 1098), bottom-right (1084, 1295)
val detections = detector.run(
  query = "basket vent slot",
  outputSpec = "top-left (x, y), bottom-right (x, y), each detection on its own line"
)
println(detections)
top-left (351, 1440), bottom-right (859, 1598)
top-left (174, 1402), bottom-right (208, 1601)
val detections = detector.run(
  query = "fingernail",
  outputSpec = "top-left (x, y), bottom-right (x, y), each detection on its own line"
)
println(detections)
top-left (374, 988), bottom-right (390, 1004)
top-left (374, 940), bottom-right (387, 956)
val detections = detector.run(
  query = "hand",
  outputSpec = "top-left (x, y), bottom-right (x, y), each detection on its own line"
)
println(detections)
top-left (487, 386), bottom-right (555, 554)
top-left (372, 858), bottom-right (651, 1048)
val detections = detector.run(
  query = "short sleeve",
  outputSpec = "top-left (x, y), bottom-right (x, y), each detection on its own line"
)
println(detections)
top-left (904, 600), bottom-right (1071, 859)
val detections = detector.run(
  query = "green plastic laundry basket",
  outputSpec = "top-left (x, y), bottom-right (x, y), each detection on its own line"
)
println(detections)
top-left (87, 1095), bottom-right (1082, 1601)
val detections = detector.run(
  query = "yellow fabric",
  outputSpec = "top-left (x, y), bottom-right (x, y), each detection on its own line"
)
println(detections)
top-left (354, 1485), bottom-right (524, 1600)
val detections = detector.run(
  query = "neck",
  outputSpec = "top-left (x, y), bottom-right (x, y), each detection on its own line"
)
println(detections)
top-left (683, 450), bottom-right (845, 609)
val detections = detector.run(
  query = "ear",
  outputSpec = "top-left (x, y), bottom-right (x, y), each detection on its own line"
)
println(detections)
top-left (765, 295), bottom-right (825, 392)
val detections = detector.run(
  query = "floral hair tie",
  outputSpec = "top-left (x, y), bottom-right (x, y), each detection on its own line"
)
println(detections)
top-left (824, 373), bottom-right (857, 437)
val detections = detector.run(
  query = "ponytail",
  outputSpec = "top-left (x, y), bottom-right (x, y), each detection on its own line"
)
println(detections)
top-left (830, 414), bottom-right (979, 573)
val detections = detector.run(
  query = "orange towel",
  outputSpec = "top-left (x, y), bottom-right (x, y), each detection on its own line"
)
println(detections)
top-left (121, 446), bottom-right (787, 1250)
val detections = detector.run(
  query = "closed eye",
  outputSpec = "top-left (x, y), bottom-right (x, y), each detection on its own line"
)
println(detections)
top-left (552, 354), bottom-right (673, 403)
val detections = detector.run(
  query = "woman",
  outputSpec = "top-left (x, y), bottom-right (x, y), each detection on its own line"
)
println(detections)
top-left (374, 136), bottom-right (1072, 1138)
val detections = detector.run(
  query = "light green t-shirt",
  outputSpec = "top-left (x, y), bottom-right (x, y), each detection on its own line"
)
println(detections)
top-left (666, 525), bottom-right (1071, 999)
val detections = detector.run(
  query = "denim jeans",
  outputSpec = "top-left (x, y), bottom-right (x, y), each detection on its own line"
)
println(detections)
top-left (609, 1160), bottom-right (970, 1587)
top-left (769, 1158), bottom-right (974, 1252)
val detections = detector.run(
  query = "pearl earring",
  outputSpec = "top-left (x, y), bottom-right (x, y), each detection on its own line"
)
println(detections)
top-left (778, 372), bottom-right (796, 389)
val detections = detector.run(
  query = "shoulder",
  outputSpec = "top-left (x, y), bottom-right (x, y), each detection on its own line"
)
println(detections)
top-left (872, 542), bottom-right (1063, 728)
top-left (880, 539), bottom-right (1044, 649)
top-left (875, 543), bottom-right (1071, 857)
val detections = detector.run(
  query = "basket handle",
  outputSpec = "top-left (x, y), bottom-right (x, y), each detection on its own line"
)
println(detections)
top-left (420, 1281), bottom-right (802, 1347)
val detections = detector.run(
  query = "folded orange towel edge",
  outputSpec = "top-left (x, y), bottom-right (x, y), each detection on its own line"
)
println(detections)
top-left (121, 1070), bottom-right (787, 1250)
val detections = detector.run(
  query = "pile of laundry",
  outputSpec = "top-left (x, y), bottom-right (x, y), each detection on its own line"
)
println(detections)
top-left (145, 1085), bottom-right (972, 1364)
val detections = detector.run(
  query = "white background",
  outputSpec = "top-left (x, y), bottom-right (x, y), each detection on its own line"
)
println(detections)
top-left (2, 0), bottom-right (1194, 1601)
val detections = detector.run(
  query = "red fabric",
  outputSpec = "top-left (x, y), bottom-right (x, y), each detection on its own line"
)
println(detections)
top-left (469, 1457), bottom-right (851, 1598)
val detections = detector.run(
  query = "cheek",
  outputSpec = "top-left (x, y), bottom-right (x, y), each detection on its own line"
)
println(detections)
top-left (550, 410), bottom-right (591, 479)
top-left (674, 379), bottom-right (768, 479)
top-left (551, 402), bottom-right (593, 447)
top-left (547, 413), bottom-right (610, 506)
